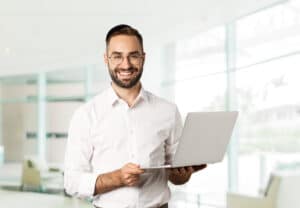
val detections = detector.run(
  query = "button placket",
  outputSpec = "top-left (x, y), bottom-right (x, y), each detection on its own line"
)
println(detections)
top-left (127, 109), bottom-right (137, 162)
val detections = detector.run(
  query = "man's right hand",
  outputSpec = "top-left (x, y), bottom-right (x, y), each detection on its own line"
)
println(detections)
top-left (118, 163), bottom-right (145, 186)
top-left (94, 162), bottom-right (144, 195)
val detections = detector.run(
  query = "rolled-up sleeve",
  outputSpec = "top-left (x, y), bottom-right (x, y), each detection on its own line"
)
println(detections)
top-left (64, 106), bottom-right (98, 198)
top-left (165, 106), bottom-right (183, 164)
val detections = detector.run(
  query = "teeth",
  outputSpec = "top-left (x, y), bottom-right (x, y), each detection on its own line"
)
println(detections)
top-left (119, 71), bottom-right (133, 76)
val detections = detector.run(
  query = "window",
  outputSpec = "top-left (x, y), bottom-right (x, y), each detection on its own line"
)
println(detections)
top-left (168, 0), bottom-right (300, 206)
top-left (170, 26), bottom-right (227, 207)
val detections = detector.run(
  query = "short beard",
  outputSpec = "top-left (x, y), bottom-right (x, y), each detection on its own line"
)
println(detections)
top-left (109, 66), bottom-right (143, 89)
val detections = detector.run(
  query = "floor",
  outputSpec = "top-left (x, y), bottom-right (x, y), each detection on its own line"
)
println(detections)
top-left (0, 189), bottom-right (92, 208)
top-left (0, 162), bottom-right (92, 208)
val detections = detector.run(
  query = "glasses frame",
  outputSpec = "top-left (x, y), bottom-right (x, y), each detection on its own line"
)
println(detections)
top-left (107, 52), bottom-right (145, 66)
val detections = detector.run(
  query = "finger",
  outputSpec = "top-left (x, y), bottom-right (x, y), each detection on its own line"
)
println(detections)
top-left (171, 168), bottom-right (180, 175)
top-left (128, 181), bottom-right (138, 186)
top-left (127, 163), bottom-right (144, 171)
top-left (179, 167), bottom-right (186, 174)
top-left (130, 174), bottom-right (140, 181)
top-left (126, 173), bottom-right (140, 181)
top-left (186, 166), bottom-right (194, 174)
top-left (127, 163), bottom-right (140, 168)
top-left (123, 165), bottom-right (143, 174)
top-left (123, 163), bottom-right (139, 172)
top-left (125, 164), bottom-right (144, 174)
top-left (193, 164), bottom-right (207, 172)
top-left (127, 178), bottom-right (139, 186)
top-left (123, 174), bottom-right (131, 180)
top-left (126, 168), bottom-right (144, 175)
top-left (124, 172), bottom-right (139, 180)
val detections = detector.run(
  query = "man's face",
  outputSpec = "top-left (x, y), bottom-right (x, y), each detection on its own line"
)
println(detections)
top-left (105, 35), bottom-right (145, 89)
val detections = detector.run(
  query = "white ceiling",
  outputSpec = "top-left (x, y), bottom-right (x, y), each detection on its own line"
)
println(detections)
top-left (0, 0), bottom-right (284, 77)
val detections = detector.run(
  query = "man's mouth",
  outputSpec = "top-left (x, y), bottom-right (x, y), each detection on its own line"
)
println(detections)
top-left (116, 69), bottom-right (137, 79)
top-left (109, 66), bottom-right (143, 88)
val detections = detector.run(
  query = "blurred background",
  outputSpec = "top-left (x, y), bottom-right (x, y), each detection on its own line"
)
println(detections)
top-left (0, 0), bottom-right (300, 207)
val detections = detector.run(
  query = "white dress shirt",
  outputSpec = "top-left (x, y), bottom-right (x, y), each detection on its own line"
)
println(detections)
top-left (64, 86), bottom-right (182, 208)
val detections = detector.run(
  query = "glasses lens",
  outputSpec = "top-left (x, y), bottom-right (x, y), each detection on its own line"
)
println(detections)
top-left (110, 54), bottom-right (143, 65)
top-left (129, 54), bottom-right (142, 65)
top-left (111, 55), bottom-right (122, 65)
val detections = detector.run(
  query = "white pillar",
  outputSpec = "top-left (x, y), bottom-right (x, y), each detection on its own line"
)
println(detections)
top-left (37, 72), bottom-right (47, 162)
top-left (85, 65), bottom-right (94, 102)
top-left (163, 43), bottom-right (176, 102)
top-left (0, 86), bottom-right (3, 164)
top-left (226, 22), bottom-right (238, 192)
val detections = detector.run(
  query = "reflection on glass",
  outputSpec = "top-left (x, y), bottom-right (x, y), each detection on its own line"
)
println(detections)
top-left (236, 1), bottom-right (300, 68)
top-left (170, 26), bottom-right (227, 208)
top-left (236, 54), bottom-right (300, 193)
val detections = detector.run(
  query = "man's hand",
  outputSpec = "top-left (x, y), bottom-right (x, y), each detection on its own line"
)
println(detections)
top-left (119, 163), bottom-right (144, 186)
top-left (192, 164), bottom-right (207, 172)
top-left (94, 163), bottom-right (144, 195)
top-left (168, 164), bottom-right (207, 185)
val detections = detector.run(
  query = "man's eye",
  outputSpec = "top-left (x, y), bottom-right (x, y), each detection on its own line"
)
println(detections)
top-left (130, 55), bottom-right (139, 59)
top-left (113, 55), bottom-right (122, 59)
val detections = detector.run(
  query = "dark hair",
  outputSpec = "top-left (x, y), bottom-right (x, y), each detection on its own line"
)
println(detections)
top-left (105, 24), bottom-right (143, 50)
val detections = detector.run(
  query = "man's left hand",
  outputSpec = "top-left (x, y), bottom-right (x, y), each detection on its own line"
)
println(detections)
top-left (168, 164), bottom-right (207, 185)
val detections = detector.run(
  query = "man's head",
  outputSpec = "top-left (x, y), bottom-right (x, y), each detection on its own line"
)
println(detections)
top-left (104, 24), bottom-right (145, 89)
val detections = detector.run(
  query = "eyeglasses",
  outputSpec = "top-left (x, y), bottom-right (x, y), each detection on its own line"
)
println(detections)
top-left (108, 53), bottom-right (144, 65)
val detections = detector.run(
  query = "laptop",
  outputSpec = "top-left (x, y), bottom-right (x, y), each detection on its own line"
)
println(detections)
top-left (142, 111), bottom-right (238, 169)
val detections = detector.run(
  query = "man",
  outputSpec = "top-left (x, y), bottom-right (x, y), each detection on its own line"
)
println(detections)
top-left (64, 24), bottom-right (206, 208)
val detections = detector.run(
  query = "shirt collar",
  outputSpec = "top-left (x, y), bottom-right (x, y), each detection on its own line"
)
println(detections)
top-left (107, 85), bottom-right (119, 106)
top-left (107, 84), bottom-right (149, 106)
top-left (135, 86), bottom-right (149, 104)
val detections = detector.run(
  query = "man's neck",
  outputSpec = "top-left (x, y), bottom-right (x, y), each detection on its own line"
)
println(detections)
top-left (111, 82), bottom-right (141, 107)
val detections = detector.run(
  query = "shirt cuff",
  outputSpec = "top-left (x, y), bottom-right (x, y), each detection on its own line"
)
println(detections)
top-left (78, 172), bottom-right (99, 197)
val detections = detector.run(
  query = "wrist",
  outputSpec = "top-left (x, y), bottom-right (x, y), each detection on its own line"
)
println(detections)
top-left (94, 169), bottom-right (124, 195)
top-left (114, 169), bottom-right (124, 187)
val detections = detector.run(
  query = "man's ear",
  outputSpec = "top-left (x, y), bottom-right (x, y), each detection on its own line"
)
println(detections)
top-left (104, 53), bottom-right (108, 64)
top-left (142, 52), bottom-right (146, 65)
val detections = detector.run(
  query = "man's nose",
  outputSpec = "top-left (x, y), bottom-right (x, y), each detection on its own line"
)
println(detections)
top-left (119, 56), bottom-right (131, 69)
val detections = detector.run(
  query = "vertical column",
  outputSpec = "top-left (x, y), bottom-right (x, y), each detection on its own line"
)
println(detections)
top-left (259, 153), bottom-right (266, 191)
top-left (225, 22), bottom-right (238, 192)
top-left (161, 43), bottom-right (176, 102)
top-left (85, 65), bottom-right (93, 102)
top-left (0, 84), bottom-right (3, 165)
top-left (37, 72), bottom-right (47, 162)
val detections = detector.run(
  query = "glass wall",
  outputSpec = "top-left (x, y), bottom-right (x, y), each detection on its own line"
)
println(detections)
top-left (169, 26), bottom-right (227, 207)
top-left (170, 0), bottom-right (300, 206)
top-left (236, 0), bottom-right (300, 193)
top-left (0, 75), bottom-right (38, 162)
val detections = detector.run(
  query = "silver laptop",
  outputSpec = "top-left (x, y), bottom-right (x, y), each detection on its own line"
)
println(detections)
top-left (142, 111), bottom-right (238, 169)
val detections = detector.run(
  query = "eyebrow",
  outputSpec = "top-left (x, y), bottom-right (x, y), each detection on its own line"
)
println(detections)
top-left (110, 51), bottom-right (141, 55)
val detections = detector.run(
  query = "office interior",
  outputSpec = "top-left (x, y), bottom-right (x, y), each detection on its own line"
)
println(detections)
top-left (0, 0), bottom-right (300, 207)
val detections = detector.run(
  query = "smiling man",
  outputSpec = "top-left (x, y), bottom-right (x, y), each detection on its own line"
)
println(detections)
top-left (64, 24), bottom-right (206, 208)
top-left (106, 34), bottom-right (144, 89)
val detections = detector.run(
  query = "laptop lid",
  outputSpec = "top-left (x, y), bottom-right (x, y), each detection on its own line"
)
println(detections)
top-left (172, 111), bottom-right (238, 167)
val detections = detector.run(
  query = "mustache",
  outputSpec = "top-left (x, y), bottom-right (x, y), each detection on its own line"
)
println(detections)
top-left (115, 67), bottom-right (138, 73)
